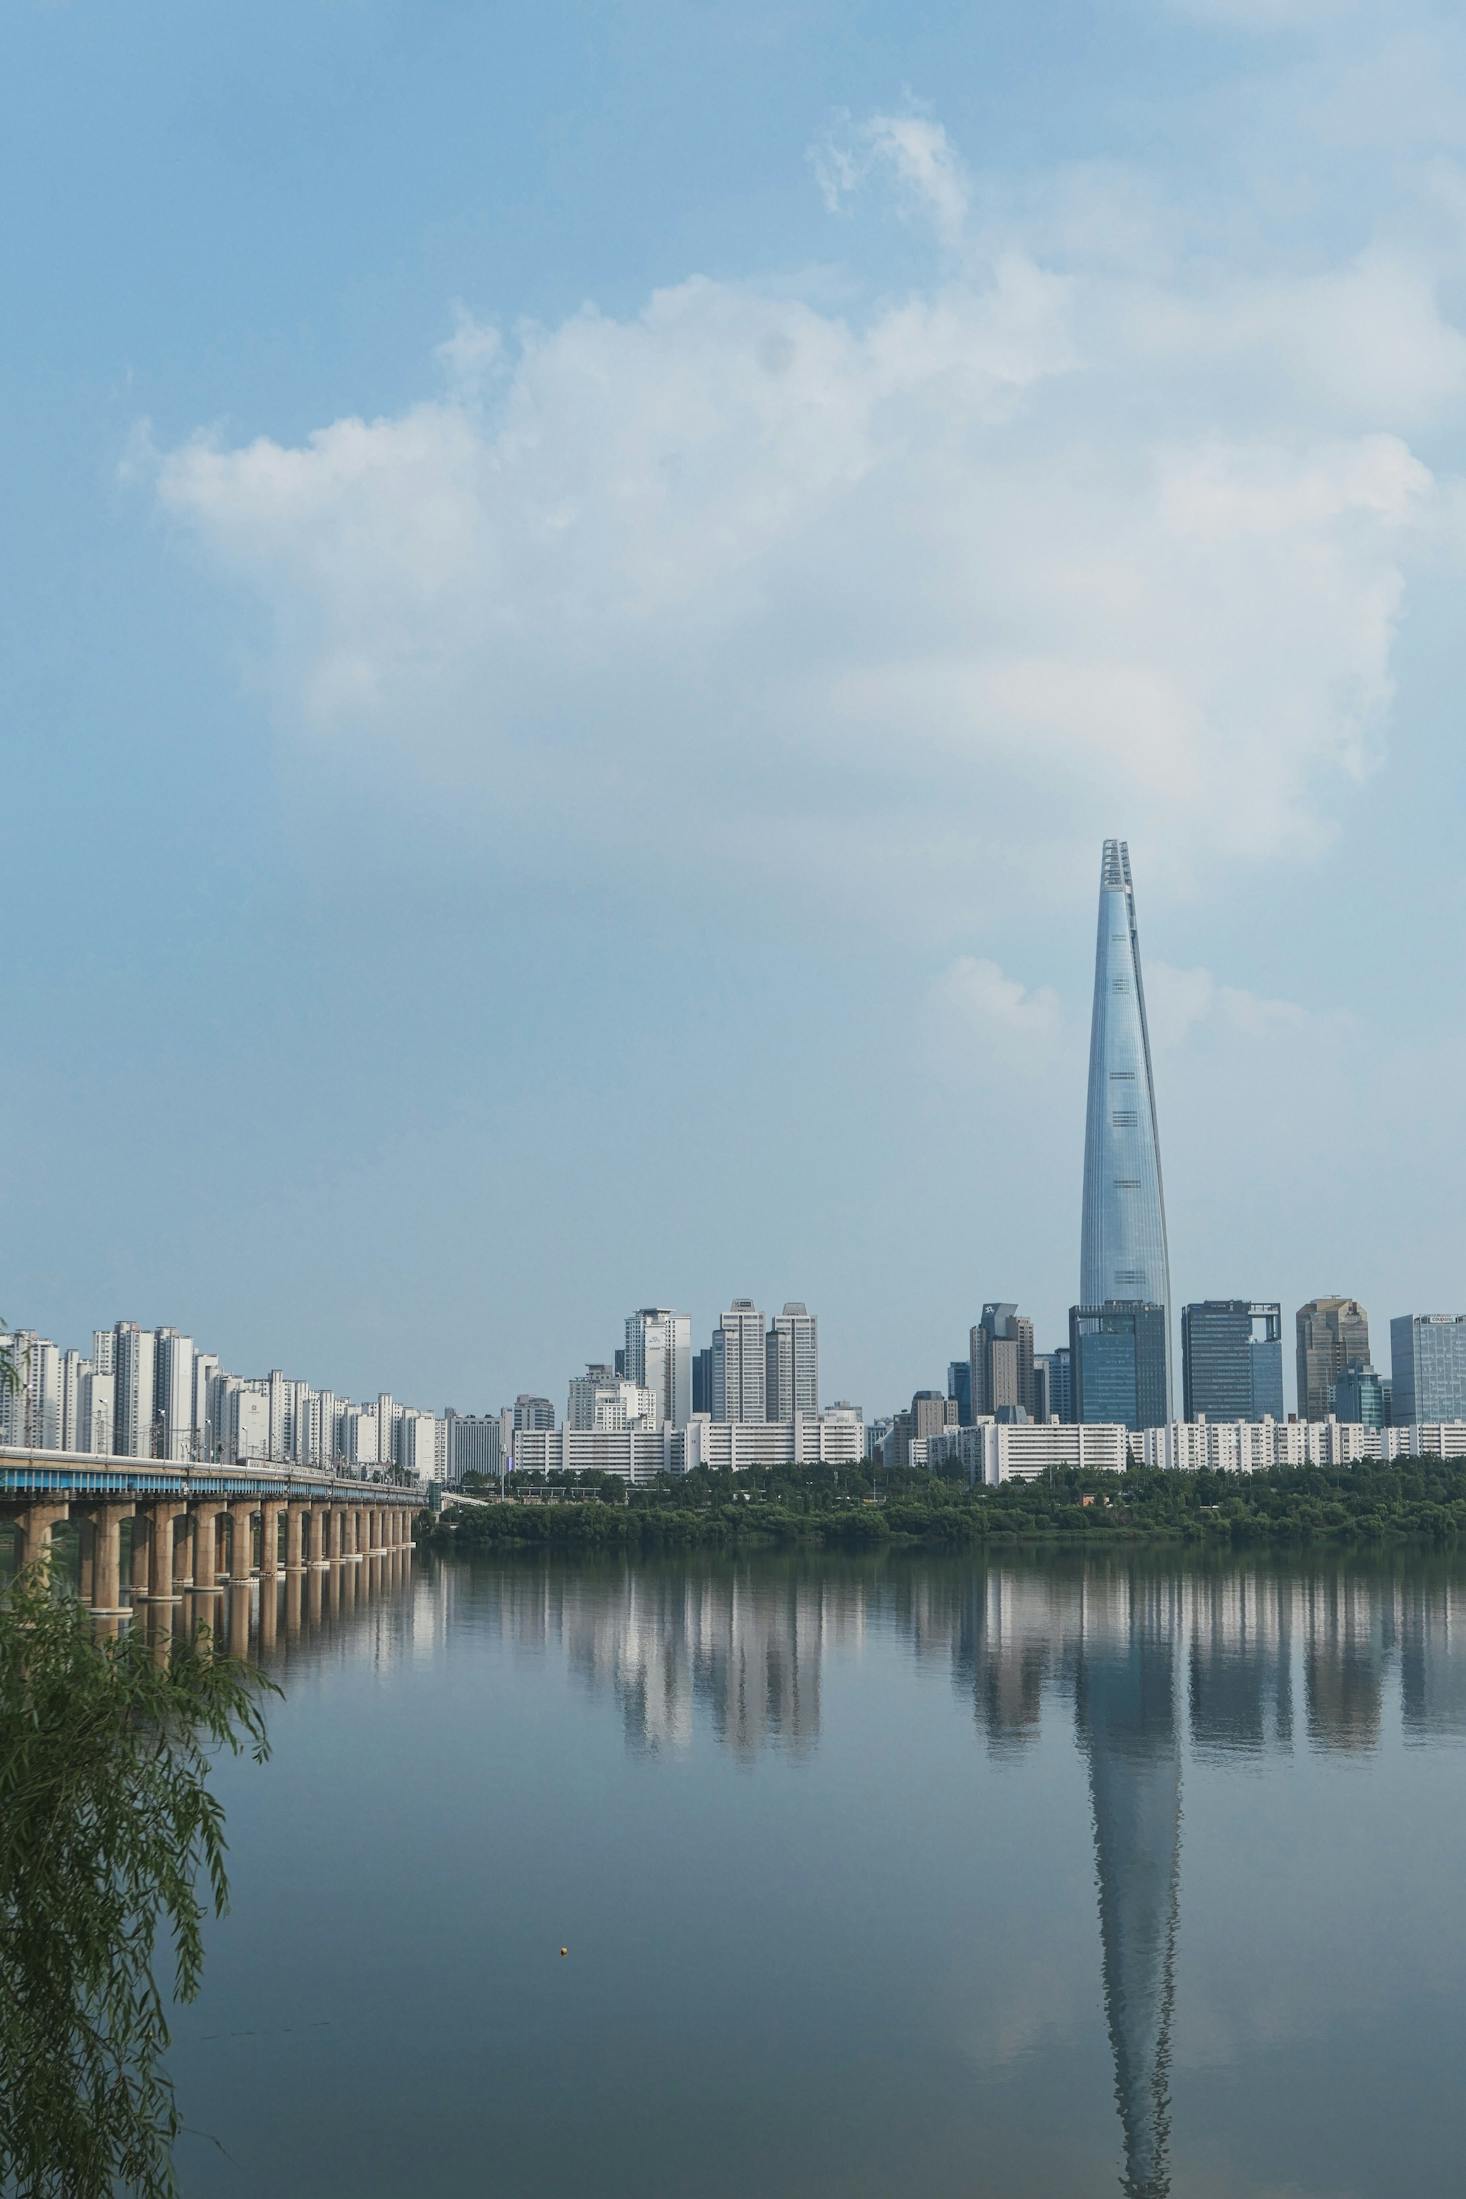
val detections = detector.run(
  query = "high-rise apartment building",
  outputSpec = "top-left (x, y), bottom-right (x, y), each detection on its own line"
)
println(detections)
top-left (711, 1300), bottom-right (766, 1423)
top-left (567, 1364), bottom-right (657, 1432)
top-left (398, 1410), bottom-right (440, 1481)
top-left (1391, 1316), bottom-right (1466, 1426)
top-left (112, 1322), bottom-right (158, 1458)
top-left (1296, 1298), bottom-right (1370, 1422)
top-left (1079, 840), bottom-right (1172, 1413)
top-left (1070, 1302), bottom-right (1169, 1432)
top-left (154, 1329), bottom-right (196, 1461)
top-left (766, 1303), bottom-right (819, 1421)
top-left (970, 1304), bottom-right (1035, 1418)
top-left (1181, 1302), bottom-right (1284, 1422)
top-left (77, 1362), bottom-right (113, 1455)
top-left (60, 1348), bottom-right (87, 1450)
top-left (512, 1394), bottom-right (556, 1431)
top-left (623, 1308), bottom-right (692, 1428)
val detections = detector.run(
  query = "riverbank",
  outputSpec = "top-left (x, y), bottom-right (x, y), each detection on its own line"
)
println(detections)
top-left (422, 1457), bottom-right (1466, 1553)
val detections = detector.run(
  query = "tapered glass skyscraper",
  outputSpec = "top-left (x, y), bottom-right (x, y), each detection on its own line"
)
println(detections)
top-left (1080, 840), bottom-right (1172, 1414)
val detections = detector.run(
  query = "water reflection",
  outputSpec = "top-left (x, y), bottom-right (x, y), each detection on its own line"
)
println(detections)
top-left (130, 1545), bottom-right (417, 1675)
top-left (437, 1549), bottom-right (1466, 2196)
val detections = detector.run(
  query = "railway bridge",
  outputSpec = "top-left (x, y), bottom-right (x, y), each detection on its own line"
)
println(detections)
top-left (0, 1449), bottom-right (423, 1616)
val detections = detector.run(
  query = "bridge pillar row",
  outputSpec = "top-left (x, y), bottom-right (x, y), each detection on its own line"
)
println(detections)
top-left (190, 1501), bottom-right (226, 1595)
top-left (311, 1505), bottom-right (332, 1569)
top-left (284, 1501), bottom-right (306, 1571)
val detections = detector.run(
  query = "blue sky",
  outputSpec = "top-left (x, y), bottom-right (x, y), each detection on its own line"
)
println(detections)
top-left (6, 0), bottom-right (1466, 1415)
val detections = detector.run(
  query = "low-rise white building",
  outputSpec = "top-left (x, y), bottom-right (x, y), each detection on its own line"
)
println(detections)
top-left (917, 1419), bottom-right (1128, 1483)
top-left (509, 1426), bottom-right (676, 1484)
top-left (681, 1409), bottom-right (865, 1473)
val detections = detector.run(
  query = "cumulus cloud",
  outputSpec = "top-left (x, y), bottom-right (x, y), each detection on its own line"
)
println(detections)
top-left (149, 105), bottom-right (1461, 932)
top-left (927, 956), bottom-right (1063, 1065)
top-left (1145, 962), bottom-right (1355, 1051)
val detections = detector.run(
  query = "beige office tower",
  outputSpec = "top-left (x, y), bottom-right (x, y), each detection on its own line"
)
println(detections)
top-left (970, 1304), bottom-right (1036, 1417)
top-left (1295, 1297), bottom-right (1370, 1422)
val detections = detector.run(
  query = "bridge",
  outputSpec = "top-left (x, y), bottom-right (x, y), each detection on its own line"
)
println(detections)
top-left (0, 1448), bottom-right (424, 1617)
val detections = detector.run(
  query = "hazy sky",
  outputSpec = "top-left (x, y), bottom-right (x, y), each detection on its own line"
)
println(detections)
top-left (6, 0), bottom-right (1466, 1416)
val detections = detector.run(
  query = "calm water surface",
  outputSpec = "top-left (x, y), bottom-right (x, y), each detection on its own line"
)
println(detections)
top-left (165, 1549), bottom-right (1466, 2197)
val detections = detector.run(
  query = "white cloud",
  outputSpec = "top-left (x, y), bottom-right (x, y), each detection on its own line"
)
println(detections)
top-left (813, 111), bottom-right (971, 250)
top-left (149, 108), bottom-right (1460, 932)
top-left (1146, 962), bottom-right (1355, 1051)
top-left (927, 956), bottom-right (1063, 1065)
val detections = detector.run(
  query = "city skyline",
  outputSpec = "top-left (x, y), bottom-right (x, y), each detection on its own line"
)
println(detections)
top-left (8, 3), bottom-right (1466, 1419)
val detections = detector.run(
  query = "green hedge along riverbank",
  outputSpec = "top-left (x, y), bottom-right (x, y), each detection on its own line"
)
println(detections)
top-left (422, 1457), bottom-right (1466, 1553)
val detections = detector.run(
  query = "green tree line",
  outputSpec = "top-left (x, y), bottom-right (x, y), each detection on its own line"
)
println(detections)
top-left (431, 1456), bottom-right (1466, 1554)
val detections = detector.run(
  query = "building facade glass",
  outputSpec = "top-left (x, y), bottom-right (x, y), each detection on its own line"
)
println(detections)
top-left (1390, 1315), bottom-right (1466, 1425)
top-left (1080, 841), bottom-right (1172, 1412)
top-left (1070, 1302), bottom-right (1169, 1432)
top-left (1295, 1299), bottom-right (1370, 1422)
top-left (1332, 1362), bottom-right (1388, 1428)
top-left (1182, 1301), bottom-right (1283, 1422)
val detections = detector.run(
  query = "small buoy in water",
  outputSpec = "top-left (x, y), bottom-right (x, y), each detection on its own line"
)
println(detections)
top-left (560, 1946), bottom-right (568, 1958)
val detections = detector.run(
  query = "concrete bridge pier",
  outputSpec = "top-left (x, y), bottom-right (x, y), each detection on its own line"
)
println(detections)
top-left (15, 1499), bottom-right (69, 1576)
top-left (81, 1501), bottom-right (135, 1617)
top-left (284, 1501), bottom-right (306, 1572)
top-left (227, 1499), bottom-right (257, 1581)
top-left (259, 1500), bottom-right (284, 1578)
top-left (191, 1501), bottom-right (226, 1595)
top-left (141, 1502), bottom-right (186, 1602)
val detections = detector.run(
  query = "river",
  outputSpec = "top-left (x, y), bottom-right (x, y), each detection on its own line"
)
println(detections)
top-left (164, 1548), bottom-right (1466, 2196)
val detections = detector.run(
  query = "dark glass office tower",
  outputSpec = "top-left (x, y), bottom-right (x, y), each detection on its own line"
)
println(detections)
top-left (1071, 1302), bottom-right (1169, 1432)
top-left (1080, 841), bottom-right (1172, 1412)
top-left (1181, 1301), bottom-right (1283, 1421)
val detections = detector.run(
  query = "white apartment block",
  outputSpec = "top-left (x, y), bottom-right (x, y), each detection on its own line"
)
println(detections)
top-left (154, 1329), bottom-right (196, 1462)
top-left (510, 1426), bottom-right (677, 1485)
top-left (340, 1406), bottom-right (381, 1469)
top-left (60, 1348), bottom-right (87, 1451)
top-left (567, 1364), bottom-right (658, 1433)
top-left (918, 1420), bottom-right (1128, 1483)
top-left (398, 1409), bottom-right (441, 1482)
top-left (624, 1308), bottom-right (693, 1428)
top-left (77, 1364), bottom-right (114, 1454)
top-left (766, 1303), bottom-right (819, 1421)
top-left (111, 1323), bottom-right (157, 1458)
top-left (682, 1410), bottom-right (865, 1472)
top-left (711, 1300), bottom-right (766, 1423)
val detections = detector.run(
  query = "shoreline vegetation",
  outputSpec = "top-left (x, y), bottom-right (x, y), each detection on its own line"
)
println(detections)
top-left (422, 1457), bottom-right (1466, 1554)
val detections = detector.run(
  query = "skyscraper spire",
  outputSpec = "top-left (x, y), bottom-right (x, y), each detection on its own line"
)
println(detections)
top-left (1080, 838), bottom-right (1172, 1408)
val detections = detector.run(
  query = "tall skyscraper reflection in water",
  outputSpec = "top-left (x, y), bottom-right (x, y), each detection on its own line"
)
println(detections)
top-left (447, 1552), bottom-right (1466, 2192)
top-left (1075, 1579), bottom-right (1182, 2199)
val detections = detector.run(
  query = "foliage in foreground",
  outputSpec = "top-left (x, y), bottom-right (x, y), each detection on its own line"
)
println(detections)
top-left (0, 1570), bottom-right (275, 2199)
top-left (429, 1456), bottom-right (1466, 1554)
